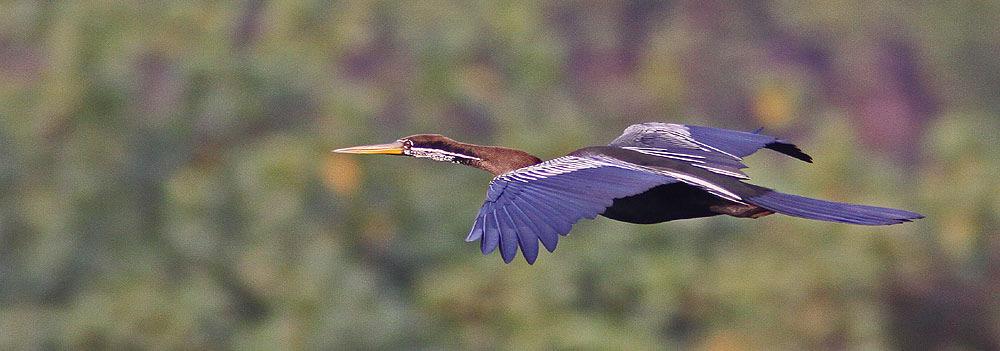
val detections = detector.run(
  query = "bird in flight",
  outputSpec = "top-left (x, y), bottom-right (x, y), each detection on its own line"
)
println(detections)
top-left (334, 123), bottom-right (923, 264)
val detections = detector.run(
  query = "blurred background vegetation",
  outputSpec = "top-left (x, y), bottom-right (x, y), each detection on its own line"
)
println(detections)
top-left (1, 0), bottom-right (998, 349)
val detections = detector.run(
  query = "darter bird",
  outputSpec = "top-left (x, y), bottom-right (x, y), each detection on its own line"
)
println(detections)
top-left (334, 123), bottom-right (923, 264)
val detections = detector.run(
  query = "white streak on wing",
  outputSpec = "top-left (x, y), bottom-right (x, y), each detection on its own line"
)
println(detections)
top-left (687, 139), bottom-right (741, 160)
top-left (497, 154), bottom-right (744, 203)
top-left (588, 154), bottom-right (744, 202)
top-left (621, 146), bottom-right (707, 163)
top-left (663, 124), bottom-right (743, 160)
top-left (499, 156), bottom-right (607, 183)
top-left (620, 123), bottom-right (743, 161)
top-left (622, 146), bottom-right (749, 179)
top-left (692, 164), bottom-right (751, 180)
top-left (648, 124), bottom-right (703, 150)
top-left (669, 173), bottom-right (743, 202)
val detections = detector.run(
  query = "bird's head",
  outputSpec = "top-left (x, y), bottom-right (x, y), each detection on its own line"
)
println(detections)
top-left (334, 134), bottom-right (483, 164)
top-left (334, 134), bottom-right (542, 175)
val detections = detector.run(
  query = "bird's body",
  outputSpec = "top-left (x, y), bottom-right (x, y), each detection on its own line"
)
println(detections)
top-left (335, 123), bottom-right (923, 264)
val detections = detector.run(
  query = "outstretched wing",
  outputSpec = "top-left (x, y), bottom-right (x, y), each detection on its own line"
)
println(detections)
top-left (465, 155), bottom-right (679, 264)
top-left (609, 123), bottom-right (812, 178)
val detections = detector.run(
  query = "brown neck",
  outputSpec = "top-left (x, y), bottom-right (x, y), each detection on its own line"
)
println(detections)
top-left (407, 135), bottom-right (543, 175)
top-left (467, 145), bottom-right (543, 175)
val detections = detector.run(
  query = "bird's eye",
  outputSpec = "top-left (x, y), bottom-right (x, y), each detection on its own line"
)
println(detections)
top-left (399, 139), bottom-right (413, 155)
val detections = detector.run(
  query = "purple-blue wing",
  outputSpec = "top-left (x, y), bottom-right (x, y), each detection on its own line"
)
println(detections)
top-left (466, 155), bottom-right (678, 264)
top-left (609, 123), bottom-right (812, 176)
top-left (686, 124), bottom-right (812, 162)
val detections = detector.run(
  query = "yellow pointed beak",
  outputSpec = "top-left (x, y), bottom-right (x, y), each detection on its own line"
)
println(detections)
top-left (332, 141), bottom-right (405, 155)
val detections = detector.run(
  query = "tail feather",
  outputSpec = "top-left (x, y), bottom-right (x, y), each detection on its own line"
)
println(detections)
top-left (745, 190), bottom-right (924, 225)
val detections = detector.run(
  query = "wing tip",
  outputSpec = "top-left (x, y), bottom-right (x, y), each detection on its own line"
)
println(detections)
top-left (465, 216), bottom-right (483, 242)
top-left (501, 252), bottom-right (516, 264)
top-left (523, 252), bottom-right (537, 265)
top-left (765, 141), bottom-right (813, 163)
top-left (480, 242), bottom-right (497, 255)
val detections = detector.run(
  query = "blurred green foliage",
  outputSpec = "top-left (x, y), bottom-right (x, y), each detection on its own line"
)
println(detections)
top-left (1, 0), bottom-right (998, 349)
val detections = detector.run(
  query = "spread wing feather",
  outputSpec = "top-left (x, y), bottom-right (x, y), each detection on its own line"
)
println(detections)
top-left (466, 156), bottom-right (679, 264)
top-left (609, 123), bottom-right (813, 180)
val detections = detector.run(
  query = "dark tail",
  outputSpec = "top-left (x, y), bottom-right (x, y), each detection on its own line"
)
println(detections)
top-left (744, 187), bottom-right (924, 225)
